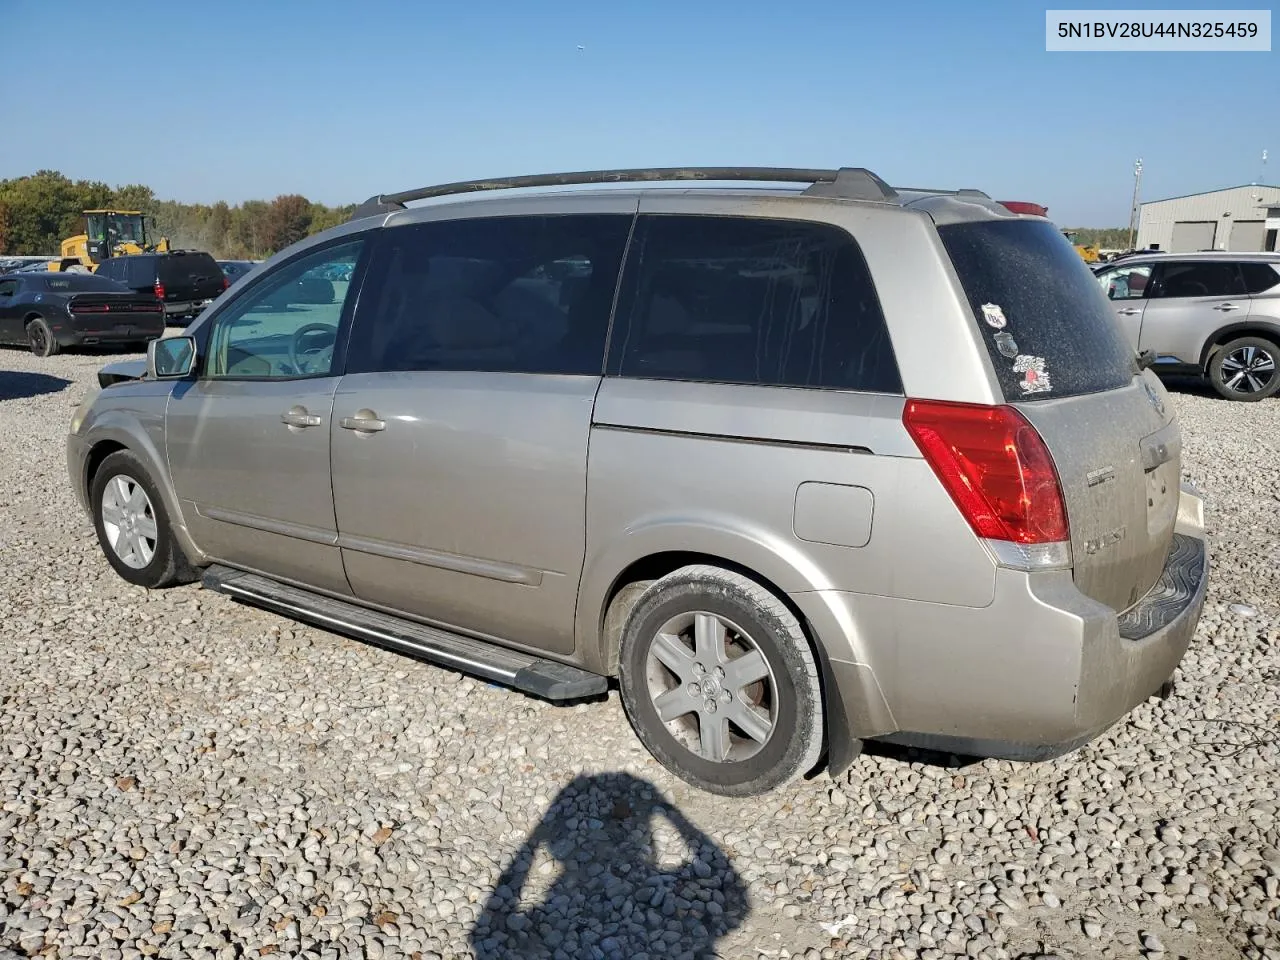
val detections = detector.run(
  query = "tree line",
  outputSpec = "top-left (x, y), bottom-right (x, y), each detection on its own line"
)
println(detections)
top-left (0, 170), bottom-right (355, 259)
top-left (1065, 227), bottom-right (1131, 249)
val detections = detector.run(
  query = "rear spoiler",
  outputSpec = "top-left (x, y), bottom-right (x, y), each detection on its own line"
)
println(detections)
top-left (997, 200), bottom-right (1050, 217)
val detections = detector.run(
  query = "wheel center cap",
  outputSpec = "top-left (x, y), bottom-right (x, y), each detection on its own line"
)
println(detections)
top-left (699, 677), bottom-right (720, 700)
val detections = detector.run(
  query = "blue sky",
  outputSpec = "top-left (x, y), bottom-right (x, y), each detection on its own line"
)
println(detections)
top-left (3, 0), bottom-right (1273, 225)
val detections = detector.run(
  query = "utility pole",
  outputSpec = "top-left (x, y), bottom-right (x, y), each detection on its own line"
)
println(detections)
top-left (1127, 158), bottom-right (1143, 251)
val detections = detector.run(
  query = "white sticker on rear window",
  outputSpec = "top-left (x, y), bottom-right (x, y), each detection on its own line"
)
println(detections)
top-left (1013, 354), bottom-right (1053, 394)
top-left (980, 302), bottom-right (1007, 329)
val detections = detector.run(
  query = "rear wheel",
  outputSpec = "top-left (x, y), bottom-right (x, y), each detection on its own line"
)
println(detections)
top-left (617, 565), bottom-right (823, 796)
top-left (90, 450), bottom-right (195, 588)
top-left (1208, 336), bottom-right (1280, 401)
top-left (26, 317), bottom-right (57, 357)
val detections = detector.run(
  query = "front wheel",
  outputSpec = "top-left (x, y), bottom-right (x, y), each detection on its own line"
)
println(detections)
top-left (618, 565), bottom-right (824, 796)
top-left (90, 450), bottom-right (195, 588)
top-left (1208, 337), bottom-right (1280, 401)
top-left (26, 317), bottom-right (58, 357)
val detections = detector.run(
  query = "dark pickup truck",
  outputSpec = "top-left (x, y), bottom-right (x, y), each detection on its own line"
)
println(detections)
top-left (95, 251), bottom-right (228, 324)
top-left (0, 271), bottom-right (165, 356)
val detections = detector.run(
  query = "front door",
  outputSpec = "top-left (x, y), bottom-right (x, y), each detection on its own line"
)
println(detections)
top-left (329, 204), bottom-right (634, 654)
top-left (1095, 261), bottom-right (1153, 350)
top-left (166, 237), bottom-right (368, 594)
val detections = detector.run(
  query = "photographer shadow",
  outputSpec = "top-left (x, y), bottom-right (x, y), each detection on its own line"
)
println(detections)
top-left (471, 772), bottom-right (747, 960)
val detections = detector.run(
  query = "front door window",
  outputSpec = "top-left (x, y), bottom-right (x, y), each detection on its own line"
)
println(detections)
top-left (204, 240), bottom-right (363, 379)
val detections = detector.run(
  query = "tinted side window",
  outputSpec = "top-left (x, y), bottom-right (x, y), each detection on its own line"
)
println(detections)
top-left (609, 215), bottom-right (900, 393)
top-left (1151, 261), bottom-right (1245, 299)
top-left (347, 215), bottom-right (632, 376)
top-left (1240, 262), bottom-right (1280, 294)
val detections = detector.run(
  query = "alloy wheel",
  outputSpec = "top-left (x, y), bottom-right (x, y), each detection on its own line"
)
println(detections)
top-left (644, 611), bottom-right (778, 763)
top-left (100, 475), bottom-right (158, 570)
top-left (1220, 345), bottom-right (1277, 395)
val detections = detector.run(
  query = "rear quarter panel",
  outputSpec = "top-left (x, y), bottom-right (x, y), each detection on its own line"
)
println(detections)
top-left (578, 379), bottom-right (998, 670)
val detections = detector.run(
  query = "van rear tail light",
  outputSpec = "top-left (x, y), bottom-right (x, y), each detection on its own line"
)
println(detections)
top-left (903, 399), bottom-right (1071, 570)
top-left (154, 280), bottom-right (166, 300)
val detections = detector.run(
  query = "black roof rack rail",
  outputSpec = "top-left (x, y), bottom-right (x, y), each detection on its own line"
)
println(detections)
top-left (349, 166), bottom-right (901, 221)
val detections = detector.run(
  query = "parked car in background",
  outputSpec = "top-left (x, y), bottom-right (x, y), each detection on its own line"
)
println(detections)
top-left (217, 260), bottom-right (258, 285)
top-left (95, 251), bottom-right (228, 325)
top-left (1094, 252), bottom-right (1280, 400)
top-left (0, 271), bottom-right (164, 356)
top-left (67, 166), bottom-right (1208, 796)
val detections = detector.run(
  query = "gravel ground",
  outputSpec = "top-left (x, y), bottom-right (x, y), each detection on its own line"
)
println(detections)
top-left (1, 349), bottom-right (1278, 960)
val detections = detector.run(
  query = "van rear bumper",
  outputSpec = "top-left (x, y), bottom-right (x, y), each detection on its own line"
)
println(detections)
top-left (795, 484), bottom-right (1209, 767)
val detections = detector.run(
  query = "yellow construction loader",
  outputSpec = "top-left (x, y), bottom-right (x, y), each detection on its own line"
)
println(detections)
top-left (48, 210), bottom-right (170, 272)
top-left (1061, 229), bottom-right (1100, 264)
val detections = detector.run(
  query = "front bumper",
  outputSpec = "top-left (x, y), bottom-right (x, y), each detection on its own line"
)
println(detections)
top-left (797, 484), bottom-right (1209, 766)
top-left (66, 431), bottom-right (90, 516)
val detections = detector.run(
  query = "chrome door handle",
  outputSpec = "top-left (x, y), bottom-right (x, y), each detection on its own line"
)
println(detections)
top-left (281, 406), bottom-right (321, 428)
top-left (1213, 302), bottom-right (1241, 311)
top-left (340, 409), bottom-right (386, 433)
top-left (1117, 307), bottom-right (1143, 316)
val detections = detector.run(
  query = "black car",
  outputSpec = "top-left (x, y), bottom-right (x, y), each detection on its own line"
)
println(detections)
top-left (217, 259), bottom-right (258, 285)
top-left (94, 251), bottom-right (228, 325)
top-left (0, 272), bottom-right (165, 357)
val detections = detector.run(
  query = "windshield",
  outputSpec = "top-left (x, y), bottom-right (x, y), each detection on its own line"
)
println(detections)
top-left (86, 214), bottom-right (107, 243)
top-left (108, 214), bottom-right (147, 245)
top-left (939, 219), bottom-right (1137, 402)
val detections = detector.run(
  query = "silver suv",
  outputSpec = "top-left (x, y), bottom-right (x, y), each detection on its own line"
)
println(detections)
top-left (67, 167), bottom-right (1209, 796)
top-left (1094, 252), bottom-right (1280, 400)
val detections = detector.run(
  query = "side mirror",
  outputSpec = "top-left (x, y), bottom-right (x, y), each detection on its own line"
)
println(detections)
top-left (148, 336), bottom-right (196, 379)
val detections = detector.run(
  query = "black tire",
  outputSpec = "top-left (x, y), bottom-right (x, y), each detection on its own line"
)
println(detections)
top-left (90, 450), bottom-right (196, 589)
top-left (26, 317), bottom-right (58, 357)
top-left (617, 565), bottom-right (823, 797)
top-left (1208, 336), bottom-right (1280, 402)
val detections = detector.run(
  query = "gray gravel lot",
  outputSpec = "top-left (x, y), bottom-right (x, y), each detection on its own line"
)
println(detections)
top-left (1, 350), bottom-right (1278, 960)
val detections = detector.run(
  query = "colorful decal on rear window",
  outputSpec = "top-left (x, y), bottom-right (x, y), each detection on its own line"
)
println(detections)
top-left (980, 302), bottom-right (1007, 329)
top-left (1013, 354), bottom-right (1052, 394)
top-left (993, 331), bottom-right (1019, 359)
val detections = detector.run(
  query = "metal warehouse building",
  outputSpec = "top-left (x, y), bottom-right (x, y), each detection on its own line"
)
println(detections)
top-left (1137, 184), bottom-right (1280, 253)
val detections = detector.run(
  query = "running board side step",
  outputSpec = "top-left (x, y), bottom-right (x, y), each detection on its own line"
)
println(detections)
top-left (201, 565), bottom-right (608, 702)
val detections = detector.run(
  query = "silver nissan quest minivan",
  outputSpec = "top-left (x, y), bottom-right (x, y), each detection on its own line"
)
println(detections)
top-left (67, 167), bottom-right (1209, 796)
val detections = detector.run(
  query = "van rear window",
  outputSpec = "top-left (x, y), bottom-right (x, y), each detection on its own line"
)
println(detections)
top-left (939, 220), bottom-right (1136, 401)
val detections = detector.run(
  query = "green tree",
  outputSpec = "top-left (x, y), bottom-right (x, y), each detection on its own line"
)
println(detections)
top-left (0, 170), bottom-right (354, 258)
top-left (112, 184), bottom-right (157, 213)
top-left (0, 170), bottom-right (112, 254)
top-left (264, 194), bottom-right (312, 253)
